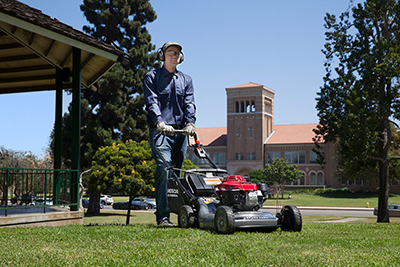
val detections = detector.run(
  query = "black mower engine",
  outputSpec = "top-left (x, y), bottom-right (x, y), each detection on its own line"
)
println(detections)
top-left (214, 175), bottom-right (269, 211)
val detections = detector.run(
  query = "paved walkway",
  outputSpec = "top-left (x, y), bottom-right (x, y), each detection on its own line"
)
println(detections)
top-left (312, 217), bottom-right (368, 223)
top-left (263, 206), bottom-right (374, 211)
top-left (262, 206), bottom-right (373, 223)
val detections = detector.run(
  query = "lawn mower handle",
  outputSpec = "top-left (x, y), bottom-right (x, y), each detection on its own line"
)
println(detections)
top-left (153, 129), bottom-right (219, 170)
top-left (154, 130), bottom-right (199, 146)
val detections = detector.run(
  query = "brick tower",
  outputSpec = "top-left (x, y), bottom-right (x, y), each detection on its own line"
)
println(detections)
top-left (225, 82), bottom-right (275, 175)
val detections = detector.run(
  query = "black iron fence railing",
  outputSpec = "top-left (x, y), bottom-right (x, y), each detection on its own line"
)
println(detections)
top-left (0, 168), bottom-right (79, 216)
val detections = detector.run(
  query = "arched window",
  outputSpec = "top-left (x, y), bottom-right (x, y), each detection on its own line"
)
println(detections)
top-left (310, 172), bottom-right (316, 185)
top-left (317, 172), bottom-right (324, 185)
top-left (240, 101), bottom-right (245, 112)
top-left (299, 173), bottom-right (305, 185)
top-left (235, 101), bottom-right (239, 113)
top-left (246, 101), bottom-right (250, 113)
top-left (251, 101), bottom-right (255, 112)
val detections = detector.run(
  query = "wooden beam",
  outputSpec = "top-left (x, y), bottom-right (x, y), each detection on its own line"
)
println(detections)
top-left (0, 82), bottom-right (73, 94)
top-left (45, 39), bottom-right (55, 57)
top-left (0, 53), bottom-right (39, 62)
top-left (71, 47), bottom-right (81, 211)
top-left (81, 53), bottom-right (95, 69)
top-left (0, 74), bottom-right (55, 83)
top-left (54, 67), bottom-right (63, 204)
top-left (28, 32), bottom-right (35, 45)
top-left (0, 43), bottom-right (24, 50)
top-left (0, 16), bottom-right (120, 61)
top-left (0, 64), bottom-right (53, 73)
top-left (60, 48), bottom-right (72, 67)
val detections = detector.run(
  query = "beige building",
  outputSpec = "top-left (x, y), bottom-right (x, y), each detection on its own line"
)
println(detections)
top-left (187, 82), bottom-right (400, 193)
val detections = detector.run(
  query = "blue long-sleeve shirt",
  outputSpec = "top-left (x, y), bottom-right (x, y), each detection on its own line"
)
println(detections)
top-left (143, 66), bottom-right (196, 127)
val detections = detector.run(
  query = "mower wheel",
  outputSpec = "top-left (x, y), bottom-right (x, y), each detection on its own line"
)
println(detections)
top-left (214, 206), bottom-right (235, 234)
top-left (178, 205), bottom-right (196, 228)
top-left (280, 205), bottom-right (302, 232)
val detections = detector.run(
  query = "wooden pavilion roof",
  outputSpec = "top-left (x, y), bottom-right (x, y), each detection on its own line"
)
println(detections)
top-left (0, 0), bottom-right (125, 94)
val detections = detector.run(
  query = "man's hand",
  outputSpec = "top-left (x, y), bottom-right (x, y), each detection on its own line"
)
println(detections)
top-left (183, 123), bottom-right (196, 136)
top-left (157, 121), bottom-right (174, 135)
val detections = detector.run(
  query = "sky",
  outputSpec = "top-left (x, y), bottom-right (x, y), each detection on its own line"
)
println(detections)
top-left (0, 0), bottom-right (362, 157)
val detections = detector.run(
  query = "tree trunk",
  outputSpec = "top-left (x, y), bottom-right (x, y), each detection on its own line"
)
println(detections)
top-left (79, 169), bottom-right (91, 211)
top-left (126, 192), bottom-right (133, 225)
top-left (377, 159), bottom-right (390, 223)
top-left (87, 190), bottom-right (101, 214)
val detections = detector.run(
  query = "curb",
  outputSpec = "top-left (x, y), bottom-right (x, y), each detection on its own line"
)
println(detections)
top-left (262, 206), bottom-right (374, 212)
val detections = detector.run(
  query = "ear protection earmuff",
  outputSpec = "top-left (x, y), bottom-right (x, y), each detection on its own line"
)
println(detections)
top-left (157, 43), bottom-right (184, 64)
top-left (157, 47), bottom-right (165, 61)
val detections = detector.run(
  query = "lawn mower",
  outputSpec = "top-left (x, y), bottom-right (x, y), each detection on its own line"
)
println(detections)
top-left (154, 130), bottom-right (302, 234)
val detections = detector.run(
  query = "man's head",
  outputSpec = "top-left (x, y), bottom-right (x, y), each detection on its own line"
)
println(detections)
top-left (157, 41), bottom-right (184, 64)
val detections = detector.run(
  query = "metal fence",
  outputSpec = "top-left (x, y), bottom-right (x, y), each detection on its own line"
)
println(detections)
top-left (0, 168), bottom-right (79, 216)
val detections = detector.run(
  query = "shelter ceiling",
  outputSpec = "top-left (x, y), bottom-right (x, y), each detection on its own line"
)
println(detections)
top-left (0, 0), bottom-right (125, 94)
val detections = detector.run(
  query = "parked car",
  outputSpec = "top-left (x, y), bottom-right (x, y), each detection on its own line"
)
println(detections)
top-left (133, 197), bottom-right (156, 209)
top-left (31, 199), bottom-right (53, 206)
top-left (112, 200), bottom-right (148, 210)
top-left (11, 193), bottom-right (37, 205)
top-left (373, 204), bottom-right (400, 217)
top-left (82, 199), bottom-right (89, 208)
top-left (100, 195), bottom-right (113, 206)
top-left (82, 198), bottom-right (104, 209)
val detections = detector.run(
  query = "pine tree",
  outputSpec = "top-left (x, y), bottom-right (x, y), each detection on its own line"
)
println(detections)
top-left (52, 0), bottom-right (158, 171)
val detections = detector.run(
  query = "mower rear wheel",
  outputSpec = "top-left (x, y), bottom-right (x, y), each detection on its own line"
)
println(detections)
top-left (280, 205), bottom-right (302, 232)
top-left (214, 206), bottom-right (235, 234)
top-left (178, 205), bottom-right (196, 228)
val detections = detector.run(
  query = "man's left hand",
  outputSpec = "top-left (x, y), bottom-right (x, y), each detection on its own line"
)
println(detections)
top-left (183, 123), bottom-right (196, 136)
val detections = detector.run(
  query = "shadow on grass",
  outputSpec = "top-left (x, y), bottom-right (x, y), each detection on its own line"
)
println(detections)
top-left (84, 222), bottom-right (158, 227)
top-left (84, 211), bottom-right (139, 217)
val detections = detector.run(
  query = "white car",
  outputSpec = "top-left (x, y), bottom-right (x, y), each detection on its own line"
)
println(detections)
top-left (373, 204), bottom-right (400, 217)
top-left (100, 195), bottom-right (114, 206)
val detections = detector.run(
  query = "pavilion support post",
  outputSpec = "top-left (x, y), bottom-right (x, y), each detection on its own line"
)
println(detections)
top-left (54, 67), bottom-right (63, 204)
top-left (71, 47), bottom-right (81, 211)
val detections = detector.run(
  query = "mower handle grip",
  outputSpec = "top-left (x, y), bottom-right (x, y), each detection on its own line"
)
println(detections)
top-left (154, 129), bottom-right (199, 146)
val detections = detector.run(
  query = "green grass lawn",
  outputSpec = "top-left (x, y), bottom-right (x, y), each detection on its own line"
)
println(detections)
top-left (0, 222), bottom-right (399, 266)
top-left (1, 190), bottom-right (399, 266)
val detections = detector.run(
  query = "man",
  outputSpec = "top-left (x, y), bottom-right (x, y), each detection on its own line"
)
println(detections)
top-left (143, 41), bottom-right (196, 226)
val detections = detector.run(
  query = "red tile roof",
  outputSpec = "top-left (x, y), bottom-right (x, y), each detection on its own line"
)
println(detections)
top-left (266, 124), bottom-right (318, 144)
top-left (195, 127), bottom-right (227, 146)
top-left (195, 123), bottom-right (319, 147)
top-left (226, 82), bottom-right (264, 89)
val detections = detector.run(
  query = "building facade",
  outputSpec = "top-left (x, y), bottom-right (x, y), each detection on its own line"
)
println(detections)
top-left (187, 82), bottom-right (400, 193)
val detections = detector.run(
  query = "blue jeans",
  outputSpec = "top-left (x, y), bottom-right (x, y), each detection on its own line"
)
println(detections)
top-left (149, 128), bottom-right (187, 224)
